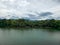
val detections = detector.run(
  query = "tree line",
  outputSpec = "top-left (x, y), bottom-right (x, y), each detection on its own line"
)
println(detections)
top-left (0, 19), bottom-right (60, 29)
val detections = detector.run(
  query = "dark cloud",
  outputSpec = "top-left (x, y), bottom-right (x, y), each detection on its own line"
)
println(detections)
top-left (53, 0), bottom-right (60, 3)
top-left (26, 14), bottom-right (39, 20)
top-left (36, 12), bottom-right (53, 17)
top-left (25, 12), bottom-right (53, 20)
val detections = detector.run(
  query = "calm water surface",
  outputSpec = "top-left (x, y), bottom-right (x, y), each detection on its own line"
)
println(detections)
top-left (0, 28), bottom-right (60, 45)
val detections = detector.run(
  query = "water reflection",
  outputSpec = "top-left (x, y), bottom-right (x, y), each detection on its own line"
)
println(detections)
top-left (0, 28), bottom-right (60, 45)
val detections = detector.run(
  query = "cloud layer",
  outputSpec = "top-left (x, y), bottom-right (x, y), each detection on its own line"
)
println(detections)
top-left (0, 0), bottom-right (60, 20)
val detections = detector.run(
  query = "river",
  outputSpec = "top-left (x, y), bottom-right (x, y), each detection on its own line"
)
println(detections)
top-left (0, 28), bottom-right (60, 45)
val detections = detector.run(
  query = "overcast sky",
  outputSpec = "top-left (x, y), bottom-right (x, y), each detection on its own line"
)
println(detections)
top-left (0, 0), bottom-right (60, 20)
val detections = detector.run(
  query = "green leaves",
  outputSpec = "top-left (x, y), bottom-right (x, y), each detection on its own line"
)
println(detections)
top-left (0, 19), bottom-right (60, 29)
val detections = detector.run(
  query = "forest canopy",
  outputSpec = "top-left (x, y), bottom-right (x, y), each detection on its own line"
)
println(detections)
top-left (0, 19), bottom-right (60, 29)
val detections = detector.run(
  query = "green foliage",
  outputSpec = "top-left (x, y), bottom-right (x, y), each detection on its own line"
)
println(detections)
top-left (0, 19), bottom-right (60, 29)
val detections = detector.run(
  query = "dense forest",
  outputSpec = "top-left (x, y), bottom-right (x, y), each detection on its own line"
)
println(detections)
top-left (0, 19), bottom-right (60, 29)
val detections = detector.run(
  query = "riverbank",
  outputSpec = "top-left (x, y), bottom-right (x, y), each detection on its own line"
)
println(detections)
top-left (0, 19), bottom-right (60, 31)
top-left (0, 27), bottom-right (60, 32)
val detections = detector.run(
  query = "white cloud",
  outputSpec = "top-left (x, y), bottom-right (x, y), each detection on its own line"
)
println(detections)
top-left (0, 0), bottom-right (60, 20)
top-left (0, 9), bottom-right (9, 17)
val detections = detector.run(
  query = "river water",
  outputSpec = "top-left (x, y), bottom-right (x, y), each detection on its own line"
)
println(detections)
top-left (0, 28), bottom-right (60, 45)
